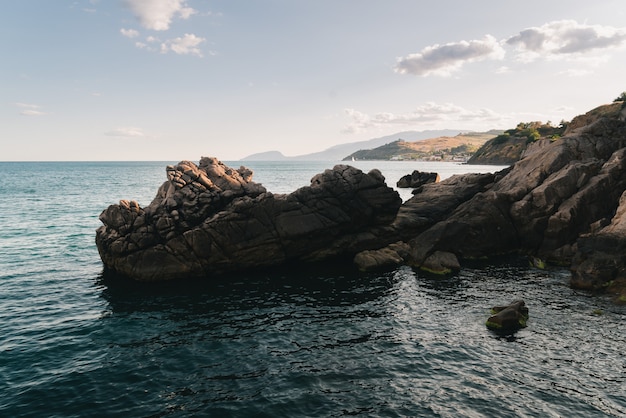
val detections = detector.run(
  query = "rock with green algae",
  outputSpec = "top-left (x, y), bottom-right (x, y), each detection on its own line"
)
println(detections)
top-left (486, 300), bottom-right (529, 332)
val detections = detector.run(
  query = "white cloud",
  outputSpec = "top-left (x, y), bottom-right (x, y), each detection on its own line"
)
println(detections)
top-left (123, 0), bottom-right (196, 31)
top-left (507, 20), bottom-right (626, 62)
top-left (394, 35), bottom-right (505, 77)
top-left (104, 127), bottom-right (145, 137)
top-left (20, 109), bottom-right (47, 116)
top-left (120, 28), bottom-right (140, 38)
top-left (160, 33), bottom-right (205, 56)
top-left (15, 102), bottom-right (47, 116)
top-left (343, 103), bottom-right (503, 134)
top-left (395, 20), bottom-right (626, 78)
top-left (131, 33), bottom-right (206, 56)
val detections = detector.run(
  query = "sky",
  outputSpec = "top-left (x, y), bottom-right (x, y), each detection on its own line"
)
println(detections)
top-left (2, 0), bottom-right (626, 161)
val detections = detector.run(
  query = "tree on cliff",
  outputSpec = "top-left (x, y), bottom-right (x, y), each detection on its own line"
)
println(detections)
top-left (614, 91), bottom-right (626, 109)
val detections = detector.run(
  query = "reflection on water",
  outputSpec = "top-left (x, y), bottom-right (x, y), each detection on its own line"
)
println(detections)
top-left (84, 260), bottom-right (626, 417)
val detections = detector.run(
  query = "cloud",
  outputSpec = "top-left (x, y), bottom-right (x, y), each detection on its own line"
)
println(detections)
top-left (123, 0), bottom-right (196, 31)
top-left (120, 28), bottom-right (140, 38)
top-left (104, 127), bottom-right (145, 137)
top-left (396, 20), bottom-right (626, 77)
top-left (20, 109), bottom-right (47, 116)
top-left (343, 103), bottom-right (503, 134)
top-left (160, 33), bottom-right (205, 56)
top-left (130, 33), bottom-right (207, 56)
top-left (15, 102), bottom-right (47, 116)
top-left (394, 35), bottom-right (505, 76)
top-left (507, 20), bottom-right (626, 62)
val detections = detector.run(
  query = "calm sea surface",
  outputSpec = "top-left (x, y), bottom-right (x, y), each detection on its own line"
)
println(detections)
top-left (0, 160), bottom-right (624, 417)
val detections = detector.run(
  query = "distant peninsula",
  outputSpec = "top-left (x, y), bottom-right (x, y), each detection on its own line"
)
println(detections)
top-left (342, 131), bottom-right (502, 162)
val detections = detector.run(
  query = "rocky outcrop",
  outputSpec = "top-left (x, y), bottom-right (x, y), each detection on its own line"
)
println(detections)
top-left (486, 300), bottom-right (529, 332)
top-left (401, 102), bottom-right (626, 299)
top-left (396, 170), bottom-right (440, 189)
top-left (97, 101), bottom-right (626, 300)
top-left (96, 157), bottom-right (401, 281)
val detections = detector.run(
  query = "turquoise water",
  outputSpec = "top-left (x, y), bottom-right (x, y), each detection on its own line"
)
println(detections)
top-left (1, 161), bottom-right (625, 417)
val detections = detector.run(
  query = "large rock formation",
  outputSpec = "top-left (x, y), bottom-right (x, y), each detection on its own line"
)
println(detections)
top-left (398, 102), bottom-right (626, 300)
top-left (97, 101), bottom-right (626, 302)
top-left (96, 157), bottom-right (401, 281)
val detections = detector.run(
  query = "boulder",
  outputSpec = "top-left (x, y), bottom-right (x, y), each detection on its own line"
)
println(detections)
top-left (396, 170), bottom-right (440, 188)
top-left (486, 300), bottom-right (529, 332)
top-left (96, 157), bottom-right (401, 281)
top-left (417, 250), bottom-right (460, 275)
top-left (353, 241), bottom-right (410, 272)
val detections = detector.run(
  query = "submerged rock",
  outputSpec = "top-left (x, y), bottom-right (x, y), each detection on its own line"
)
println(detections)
top-left (96, 157), bottom-right (401, 281)
top-left (486, 300), bottom-right (529, 332)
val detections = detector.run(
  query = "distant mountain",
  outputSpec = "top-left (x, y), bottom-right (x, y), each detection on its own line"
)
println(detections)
top-left (241, 150), bottom-right (287, 161)
top-left (240, 129), bottom-right (465, 161)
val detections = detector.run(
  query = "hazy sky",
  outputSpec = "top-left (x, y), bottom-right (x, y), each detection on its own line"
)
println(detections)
top-left (3, 1), bottom-right (626, 161)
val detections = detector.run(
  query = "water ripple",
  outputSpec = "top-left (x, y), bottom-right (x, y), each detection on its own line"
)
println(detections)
top-left (2, 162), bottom-right (626, 417)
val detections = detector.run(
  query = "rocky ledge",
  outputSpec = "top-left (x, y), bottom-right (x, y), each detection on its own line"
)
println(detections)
top-left (97, 101), bottom-right (626, 302)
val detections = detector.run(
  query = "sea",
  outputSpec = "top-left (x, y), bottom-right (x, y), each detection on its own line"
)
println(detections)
top-left (1, 160), bottom-right (625, 417)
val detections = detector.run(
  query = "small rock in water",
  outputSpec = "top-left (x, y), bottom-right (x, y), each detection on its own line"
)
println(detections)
top-left (486, 300), bottom-right (529, 332)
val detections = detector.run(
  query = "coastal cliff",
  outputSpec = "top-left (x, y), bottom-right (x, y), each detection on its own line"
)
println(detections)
top-left (97, 100), bottom-right (626, 301)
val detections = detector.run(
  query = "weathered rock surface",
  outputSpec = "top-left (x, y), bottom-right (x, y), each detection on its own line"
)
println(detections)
top-left (96, 157), bottom-right (401, 281)
top-left (353, 241), bottom-right (410, 272)
top-left (571, 188), bottom-right (626, 301)
top-left (97, 101), bottom-right (626, 300)
top-left (486, 300), bottom-right (529, 332)
top-left (401, 103), bottom-right (626, 299)
top-left (396, 170), bottom-right (440, 189)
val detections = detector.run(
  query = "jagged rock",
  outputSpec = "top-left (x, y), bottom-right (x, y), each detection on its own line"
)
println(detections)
top-left (96, 101), bottom-right (626, 298)
top-left (391, 171), bottom-right (507, 239)
top-left (486, 300), bottom-right (529, 332)
top-left (96, 157), bottom-right (401, 281)
top-left (404, 103), bottom-right (626, 280)
top-left (396, 170), bottom-right (440, 188)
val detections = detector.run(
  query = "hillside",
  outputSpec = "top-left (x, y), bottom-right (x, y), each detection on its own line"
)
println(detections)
top-left (342, 131), bottom-right (501, 161)
top-left (467, 122), bottom-right (567, 165)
